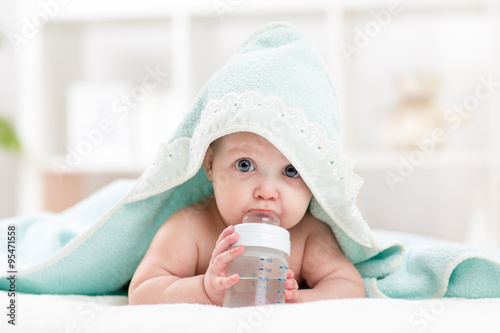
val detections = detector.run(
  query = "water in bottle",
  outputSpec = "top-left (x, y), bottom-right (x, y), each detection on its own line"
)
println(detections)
top-left (223, 212), bottom-right (290, 307)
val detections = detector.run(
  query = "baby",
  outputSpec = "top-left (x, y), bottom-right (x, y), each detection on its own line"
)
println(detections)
top-left (128, 131), bottom-right (365, 305)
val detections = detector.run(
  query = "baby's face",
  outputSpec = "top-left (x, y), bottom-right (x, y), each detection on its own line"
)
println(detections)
top-left (203, 132), bottom-right (312, 229)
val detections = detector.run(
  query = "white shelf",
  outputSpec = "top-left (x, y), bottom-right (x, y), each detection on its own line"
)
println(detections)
top-left (19, 0), bottom-right (188, 22)
top-left (340, 0), bottom-right (492, 12)
top-left (40, 154), bottom-right (149, 175)
top-left (350, 151), bottom-right (499, 169)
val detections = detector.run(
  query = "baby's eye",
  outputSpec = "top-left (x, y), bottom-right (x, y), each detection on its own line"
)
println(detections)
top-left (236, 159), bottom-right (255, 172)
top-left (283, 165), bottom-right (299, 178)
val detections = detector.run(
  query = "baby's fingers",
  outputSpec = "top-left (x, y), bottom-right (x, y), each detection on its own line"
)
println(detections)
top-left (211, 245), bottom-right (244, 272)
top-left (284, 269), bottom-right (300, 303)
top-left (216, 225), bottom-right (234, 245)
top-left (285, 276), bottom-right (298, 291)
top-left (216, 273), bottom-right (240, 290)
top-left (211, 228), bottom-right (239, 261)
top-left (204, 271), bottom-right (240, 305)
top-left (284, 289), bottom-right (299, 303)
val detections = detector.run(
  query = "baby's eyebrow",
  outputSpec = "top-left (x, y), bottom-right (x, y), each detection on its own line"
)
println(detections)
top-left (227, 145), bottom-right (257, 156)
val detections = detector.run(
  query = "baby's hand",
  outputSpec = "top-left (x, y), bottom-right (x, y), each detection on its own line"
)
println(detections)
top-left (203, 225), bottom-right (244, 306)
top-left (284, 269), bottom-right (300, 303)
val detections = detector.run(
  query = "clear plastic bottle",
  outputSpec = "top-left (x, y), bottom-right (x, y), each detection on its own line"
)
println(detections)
top-left (223, 212), bottom-right (290, 307)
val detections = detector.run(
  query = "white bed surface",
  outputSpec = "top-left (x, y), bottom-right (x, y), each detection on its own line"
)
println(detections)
top-left (1, 291), bottom-right (499, 332)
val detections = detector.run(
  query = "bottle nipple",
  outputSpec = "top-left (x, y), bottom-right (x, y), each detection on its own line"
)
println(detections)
top-left (242, 211), bottom-right (280, 226)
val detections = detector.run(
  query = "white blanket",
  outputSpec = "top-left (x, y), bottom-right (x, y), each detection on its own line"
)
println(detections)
top-left (2, 291), bottom-right (499, 332)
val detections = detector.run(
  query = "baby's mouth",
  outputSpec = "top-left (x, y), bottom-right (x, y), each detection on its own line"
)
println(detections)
top-left (249, 209), bottom-right (278, 215)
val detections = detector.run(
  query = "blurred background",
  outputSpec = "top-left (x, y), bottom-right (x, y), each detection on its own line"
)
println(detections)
top-left (0, 0), bottom-right (499, 247)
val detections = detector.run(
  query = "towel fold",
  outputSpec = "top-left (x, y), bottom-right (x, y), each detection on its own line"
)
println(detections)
top-left (366, 230), bottom-right (500, 298)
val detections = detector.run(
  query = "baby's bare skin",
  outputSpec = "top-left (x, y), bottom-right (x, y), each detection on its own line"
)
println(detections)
top-left (128, 133), bottom-right (365, 305)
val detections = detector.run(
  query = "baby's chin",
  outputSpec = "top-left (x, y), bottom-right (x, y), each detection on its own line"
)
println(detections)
top-left (280, 212), bottom-right (309, 229)
top-left (220, 216), bottom-right (242, 227)
top-left (279, 222), bottom-right (296, 230)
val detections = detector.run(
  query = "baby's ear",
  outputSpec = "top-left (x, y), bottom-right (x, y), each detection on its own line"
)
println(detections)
top-left (203, 146), bottom-right (214, 181)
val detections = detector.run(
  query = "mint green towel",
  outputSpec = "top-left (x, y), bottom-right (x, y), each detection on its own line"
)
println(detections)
top-left (367, 231), bottom-right (500, 298)
top-left (1, 22), bottom-right (499, 298)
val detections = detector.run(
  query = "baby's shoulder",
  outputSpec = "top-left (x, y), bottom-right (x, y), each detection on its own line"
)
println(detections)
top-left (291, 211), bottom-right (331, 235)
top-left (290, 212), bottom-right (338, 249)
top-left (163, 196), bottom-right (219, 236)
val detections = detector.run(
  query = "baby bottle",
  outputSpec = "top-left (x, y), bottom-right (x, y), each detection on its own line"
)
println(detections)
top-left (223, 211), bottom-right (290, 307)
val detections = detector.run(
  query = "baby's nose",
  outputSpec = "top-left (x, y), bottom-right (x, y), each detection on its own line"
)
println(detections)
top-left (253, 177), bottom-right (278, 200)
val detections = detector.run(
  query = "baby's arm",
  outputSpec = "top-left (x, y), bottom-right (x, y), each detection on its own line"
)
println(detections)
top-left (128, 210), bottom-right (243, 305)
top-left (289, 217), bottom-right (365, 302)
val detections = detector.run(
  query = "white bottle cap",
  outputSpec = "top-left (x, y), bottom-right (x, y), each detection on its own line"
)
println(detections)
top-left (233, 223), bottom-right (290, 257)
